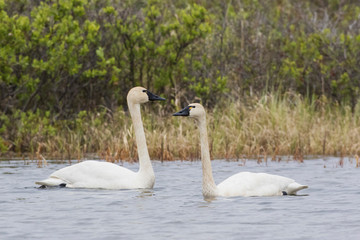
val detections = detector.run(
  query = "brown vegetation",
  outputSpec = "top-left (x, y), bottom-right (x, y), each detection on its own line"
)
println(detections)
top-left (2, 94), bottom-right (360, 162)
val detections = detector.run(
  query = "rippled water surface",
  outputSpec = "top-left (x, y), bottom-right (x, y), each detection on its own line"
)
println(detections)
top-left (1, 158), bottom-right (359, 239)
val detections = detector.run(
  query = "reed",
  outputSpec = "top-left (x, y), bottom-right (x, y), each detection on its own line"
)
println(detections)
top-left (2, 94), bottom-right (360, 161)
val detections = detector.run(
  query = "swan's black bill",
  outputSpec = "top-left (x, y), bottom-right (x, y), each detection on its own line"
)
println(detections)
top-left (173, 106), bottom-right (191, 116)
top-left (146, 90), bottom-right (166, 101)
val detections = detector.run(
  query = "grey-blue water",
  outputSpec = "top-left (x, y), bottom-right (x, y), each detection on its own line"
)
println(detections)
top-left (1, 158), bottom-right (359, 240)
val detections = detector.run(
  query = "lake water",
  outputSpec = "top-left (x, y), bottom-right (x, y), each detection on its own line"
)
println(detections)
top-left (1, 157), bottom-right (359, 240)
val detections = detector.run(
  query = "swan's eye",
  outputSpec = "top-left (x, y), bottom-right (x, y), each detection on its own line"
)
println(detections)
top-left (189, 106), bottom-right (196, 110)
top-left (142, 90), bottom-right (147, 93)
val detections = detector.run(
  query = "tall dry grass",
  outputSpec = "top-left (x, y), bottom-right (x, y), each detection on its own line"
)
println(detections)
top-left (4, 93), bottom-right (360, 162)
top-left (208, 94), bottom-right (360, 160)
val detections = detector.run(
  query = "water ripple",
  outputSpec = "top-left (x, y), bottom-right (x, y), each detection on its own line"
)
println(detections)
top-left (0, 158), bottom-right (359, 240)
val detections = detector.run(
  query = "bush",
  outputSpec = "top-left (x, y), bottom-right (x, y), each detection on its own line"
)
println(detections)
top-left (1, 0), bottom-right (360, 157)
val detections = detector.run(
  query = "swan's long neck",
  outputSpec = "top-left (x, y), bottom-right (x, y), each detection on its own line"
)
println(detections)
top-left (128, 102), bottom-right (154, 179)
top-left (198, 116), bottom-right (218, 197)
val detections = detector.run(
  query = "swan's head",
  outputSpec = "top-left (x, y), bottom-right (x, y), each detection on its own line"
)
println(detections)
top-left (127, 87), bottom-right (165, 104)
top-left (172, 103), bottom-right (205, 120)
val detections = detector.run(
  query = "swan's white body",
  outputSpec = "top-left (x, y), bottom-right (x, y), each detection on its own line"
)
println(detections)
top-left (36, 87), bottom-right (164, 189)
top-left (216, 172), bottom-right (307, 197)
top-left (173, 103), bottom-right (308, 198)
top-left (36, 160), bottom-right (154, 189)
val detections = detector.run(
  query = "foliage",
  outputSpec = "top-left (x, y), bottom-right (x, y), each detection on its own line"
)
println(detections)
top-left (1, 0), bottom-right (360, 157)
top-left (2, 0), bottom-right (360, 112)
top-left (0, 0), bottom-right (212, 115)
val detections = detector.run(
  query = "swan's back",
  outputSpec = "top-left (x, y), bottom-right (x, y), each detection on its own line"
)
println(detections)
top-left (217, 172), bottom-right (308, 197)
top-left (36, 160), bottom-right (150, 189)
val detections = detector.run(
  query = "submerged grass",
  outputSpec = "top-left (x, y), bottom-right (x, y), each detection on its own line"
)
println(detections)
top-left (1, 93), bottom-right (360, 162)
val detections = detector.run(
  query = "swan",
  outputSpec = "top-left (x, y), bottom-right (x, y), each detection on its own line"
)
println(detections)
top-left (35, 87), bottom-right (165, 189)
top-left (173, 103), bottom-right (308, 198)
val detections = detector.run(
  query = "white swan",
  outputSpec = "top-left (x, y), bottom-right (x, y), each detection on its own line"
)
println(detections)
top-left (173, 103), bottom-right (308, 198)
top-left (35, 87), bottom-right (165, 189)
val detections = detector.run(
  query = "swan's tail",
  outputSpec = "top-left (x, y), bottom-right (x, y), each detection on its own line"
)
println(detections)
top-left (35, 177), bottom-right (66, 187)
top-left (287, 182), bottom-right (308, 195)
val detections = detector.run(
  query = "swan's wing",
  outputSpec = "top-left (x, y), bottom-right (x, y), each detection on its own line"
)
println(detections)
top-left (217, 172), bottom-right (306, 197)
top-left (36, 160), bottom-right (137, 189)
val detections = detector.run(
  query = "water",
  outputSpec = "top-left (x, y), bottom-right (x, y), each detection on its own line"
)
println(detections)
top-left (0, 158), bottom-right (359, 240)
